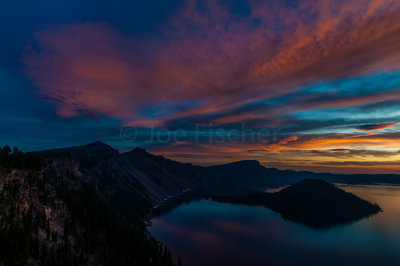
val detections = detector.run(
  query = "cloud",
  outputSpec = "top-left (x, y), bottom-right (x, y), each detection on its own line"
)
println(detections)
top-left (21, 0), bottom-right (400, 174)
top-left (317, 160), bottom-right (400, 166)
top-left (307, 149), bottom-right (400, 158)
top-left (356, 122), bottom-right (399, 131)
top-left (278, 136), bottom-right (299, 145)
top-left (263, 133), bottom-right (400, 151)
top-left (23, 0), bottom-right (400, 123)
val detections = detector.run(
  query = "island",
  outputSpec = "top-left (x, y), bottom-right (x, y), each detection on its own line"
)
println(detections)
top-left (212, 179), bottom-right (382, 228)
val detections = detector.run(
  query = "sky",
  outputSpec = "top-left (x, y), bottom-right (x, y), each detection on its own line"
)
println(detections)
top-left (1, 0), bottom-right (400, 174)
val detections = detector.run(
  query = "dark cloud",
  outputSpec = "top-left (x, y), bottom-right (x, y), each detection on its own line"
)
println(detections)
top-left (356, 122), bottom-right (399, 131)
top-left (317, 161), bottom-right (400, 166)
top-left (306, 149), bottom-right (400, 158)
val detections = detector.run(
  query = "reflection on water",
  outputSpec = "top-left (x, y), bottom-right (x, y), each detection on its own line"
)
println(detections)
top-left (149, 185), bottom-right (400, 266)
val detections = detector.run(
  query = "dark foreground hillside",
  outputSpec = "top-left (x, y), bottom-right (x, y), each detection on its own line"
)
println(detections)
top-left (212, 179), bottom-right (381, 228)
top-left (0, 145), bottom-right (183, 266)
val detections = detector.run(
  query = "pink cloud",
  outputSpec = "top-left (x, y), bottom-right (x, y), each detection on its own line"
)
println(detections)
top-left (23, 0), bottom-right (400, 123)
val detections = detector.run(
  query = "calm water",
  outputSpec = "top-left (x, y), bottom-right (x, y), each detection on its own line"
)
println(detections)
top-left (149, 185), bottom-right (400, 266)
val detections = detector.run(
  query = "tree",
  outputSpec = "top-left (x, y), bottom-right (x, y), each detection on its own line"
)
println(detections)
top-left (41, 242), bottom-right (48, 261)
top-left (52, 230), bottom-right (58, 242)
top-left (2, 145), bottom-right (11, 155)
top-left (32, 235), bottom-right (40, 258)
top-left (177, 256), bottom-right (184, 266)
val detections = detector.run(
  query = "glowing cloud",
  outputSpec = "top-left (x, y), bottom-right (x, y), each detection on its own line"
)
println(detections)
top-left (21, 0), bottom-right (400, 173)
top-left (278, 136), bottom-right (299, 145)
top-left (24, 0), bottom-right (400, 122)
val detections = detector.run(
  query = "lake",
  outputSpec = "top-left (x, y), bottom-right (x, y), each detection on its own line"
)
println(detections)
top-left (149, 184), bottom-right (400, 266)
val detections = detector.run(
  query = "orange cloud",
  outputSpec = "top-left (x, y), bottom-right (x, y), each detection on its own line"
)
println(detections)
top-left (265, 134), bottom-right (400, 152)
top-left (278, 136), bottom-right (299, 145)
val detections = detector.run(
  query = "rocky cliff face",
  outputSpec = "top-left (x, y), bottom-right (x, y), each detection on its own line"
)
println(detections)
top-left (0, 168), bottom-right (76, 265)
top-left (40, 142), bottom-right (201, 208)
top-left (0, 144), bottom-right (182, 266)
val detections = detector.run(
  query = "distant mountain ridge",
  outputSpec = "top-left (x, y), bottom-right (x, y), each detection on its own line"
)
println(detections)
top-left (194, 156), bottom-right (400, 194)
top-left (39, 141), bottom-right (400, 200)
